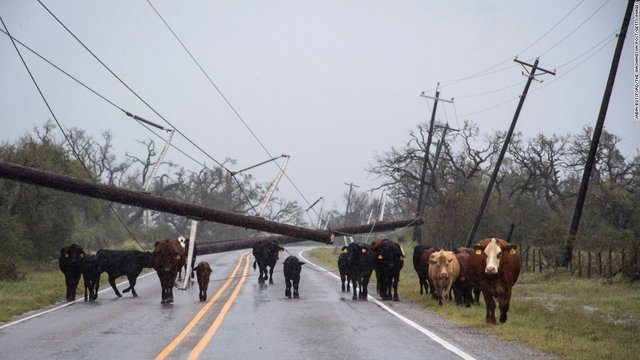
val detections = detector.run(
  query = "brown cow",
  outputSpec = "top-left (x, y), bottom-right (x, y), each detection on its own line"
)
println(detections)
top-left (467, 237), bottom-right (521, 324)
top-left (195, 261), bottom-right (212, 302)
top-left (150, 239), bottom-right (186, 304)
top-left (453, 248), bottom-right (474, 307)
top-left (427, 250), bottom-right (460, 305)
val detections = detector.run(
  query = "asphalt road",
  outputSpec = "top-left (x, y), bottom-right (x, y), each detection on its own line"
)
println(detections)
top-left (0, 245), bottom-right (559, 360)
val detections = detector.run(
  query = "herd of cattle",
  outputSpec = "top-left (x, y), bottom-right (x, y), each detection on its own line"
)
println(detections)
top-left (337, 237), bottom-right (521, 324)
top-left (58, 238), bottom-right (210, 305)
top-left (58, 236), bottom-right (520, 324)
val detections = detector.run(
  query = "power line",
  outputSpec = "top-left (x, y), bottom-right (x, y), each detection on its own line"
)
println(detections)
top-left (35, 0), bottom-right (229, 173)
top-left (0, 27), bottom-right (230, 185)
top-left (0, 14), bottom-right (145, 250)
top-left (144, 0), bottom-right (319, 213)
top-left (537, 0), bottom-right (612, 58)
top-left (35, 0), bottom-right (261, 212)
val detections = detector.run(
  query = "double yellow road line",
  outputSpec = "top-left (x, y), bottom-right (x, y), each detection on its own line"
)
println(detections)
top-left (155, 252), bottom-right (251, 360)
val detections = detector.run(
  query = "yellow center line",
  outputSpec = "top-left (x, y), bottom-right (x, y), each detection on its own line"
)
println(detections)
top-left (187, 252), bottom-right (251, 360)
top-left (155, 252), bottom-right (250, 360)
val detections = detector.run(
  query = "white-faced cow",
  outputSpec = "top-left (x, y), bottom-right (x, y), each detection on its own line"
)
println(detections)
top-left (467, 237), bottom-right (521, 324)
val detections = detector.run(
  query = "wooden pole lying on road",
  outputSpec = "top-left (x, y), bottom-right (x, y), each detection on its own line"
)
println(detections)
top-left (197, 217), bottom-right (425, 255)
top-left (0, 160), bottom-right (334, 244)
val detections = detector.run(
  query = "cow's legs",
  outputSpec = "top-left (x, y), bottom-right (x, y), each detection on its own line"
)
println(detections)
top-left (340, 273), bottom-right (346, 292)
top-left (285, 278), bottom-right (292, 298)
top-left (268, 266), bottom-right (275, 285)
top-left (108, 275), bottom-right (122, 297)
top-left (126, 275), bottom-right (138, 297)
top-left (392, 274), bottom-right (400, 301)
top-left (351, 279), bottom-right (358, 300)
top-left (293, 277), bottom-right (300, 298)
top-left (483, 291), bottom-right (497, 324)
top-left (498, 291), bottom-right (511, 323)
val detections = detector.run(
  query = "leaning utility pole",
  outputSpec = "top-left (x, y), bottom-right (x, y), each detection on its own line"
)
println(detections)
top-left (416, 87), bottom-right (453, 217)
top-left (561, 0), bottom-right (634, 267)
top-left (465, 58), bottom-right (555, 247)
top-left (414, 89), bottom-right (453, 243)
top-left (343, 182), bottom-right (359, 221)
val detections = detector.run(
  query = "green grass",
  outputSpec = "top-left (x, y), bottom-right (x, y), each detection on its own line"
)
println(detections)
top-left (0, 271), bottom-right (67, 322)
top-left (308, 244), bottom-right (640, 360)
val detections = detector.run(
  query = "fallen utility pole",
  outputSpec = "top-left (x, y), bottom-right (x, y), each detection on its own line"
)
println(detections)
top-left (561, 0), bottom-right (634, 267)
top-left (464, 58), bottom-right (555, 248)
top-left (0, 160), bottom-right (334, 244)
top-left (197, 217), bottom-right (425, 255)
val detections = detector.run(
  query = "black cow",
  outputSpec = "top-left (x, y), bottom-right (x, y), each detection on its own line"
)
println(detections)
top-left (283, 256), bottom-right (305, 298)
top-left (342, 242), bottom-right (375, 300)
top-left (413, 244), bottom-right (435, 295)
top-left (283, 256), bottom-right (305, 299)
top-left (373, 239), bottom-right (405, 301)
top-left (81, 254), bottom-right (102, 302)
top-left (338, 247), bottom-right (351, 292)
top-left (59, 244), bottom-right (86, 302)
top-left (96, 249), bottom-right (152, 298)
top-left (252, 240), bottom-right (284, 285)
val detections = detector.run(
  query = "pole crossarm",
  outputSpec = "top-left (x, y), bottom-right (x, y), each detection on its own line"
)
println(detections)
top-left (0, 160), bottom-right (334, 244)
top-left (514, 58), bottom-right (556, 77)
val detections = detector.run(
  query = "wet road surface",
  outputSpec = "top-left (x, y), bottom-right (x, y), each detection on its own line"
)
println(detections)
top-left (0, 245), bottom-right (557, 360)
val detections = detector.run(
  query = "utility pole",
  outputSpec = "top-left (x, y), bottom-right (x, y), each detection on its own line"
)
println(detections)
top-left (414, 88), bottom-right (453, 243)
top-left (421, 123), bottom-right (458, 215)
top-left (464, 57), bottom-right (555, 248)
top-left (344, 182), bottom-right (359, 224)
top-left (561, 0), bottom-right (634, 267)
top-left (416, 87), bottom-right (453, 218)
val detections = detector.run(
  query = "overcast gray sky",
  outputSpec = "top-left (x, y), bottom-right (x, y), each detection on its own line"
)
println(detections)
top-left (0, 0), bottom-right (637, 217)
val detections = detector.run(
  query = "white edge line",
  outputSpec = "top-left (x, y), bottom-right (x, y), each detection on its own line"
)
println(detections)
top-left (0, 271), bottom-right (157, 331)
top-left (298, 249), bottom-right (476, 360)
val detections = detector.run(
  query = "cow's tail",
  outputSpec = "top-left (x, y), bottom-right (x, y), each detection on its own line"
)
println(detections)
top-left (253, 260), bottom-right (257, 270)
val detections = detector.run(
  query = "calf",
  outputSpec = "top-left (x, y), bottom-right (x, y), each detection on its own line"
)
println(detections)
top-left (150, 239), bottom-right (186, 304)
top-left (96, 249), bottom-right (152, 298)
top-left (59, 244), bottom-right (86, 302)
top-left (195, 261), bottom-right (212, 302)
top-left (283, 256), bottom-right (305, 299)
top-left (467, 238), bottom-right (521, 324)
top-left (427, 250), bottom-right (460, 305)
top-left (338, 247), bottom-right (351, 292)
top-left (81, 254), bottom-right (101, 302)
top-left (252, 240), bottom-right (284, 285)
top-left (373, 239), bottom-right (405, 301)
top-left (342, 242), bottom-right (375, 300)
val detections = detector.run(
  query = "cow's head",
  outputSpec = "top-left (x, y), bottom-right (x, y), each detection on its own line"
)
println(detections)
top-left (429, 251), bottom-right (453, 279)
top-left (473, 238), bottom-right (518, 274)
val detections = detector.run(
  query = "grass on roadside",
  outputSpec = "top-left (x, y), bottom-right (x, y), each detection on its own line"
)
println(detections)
top-left (307, 243), bottom-right (640, 360)
top-left (0, 271), bottom-right (66, 323)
